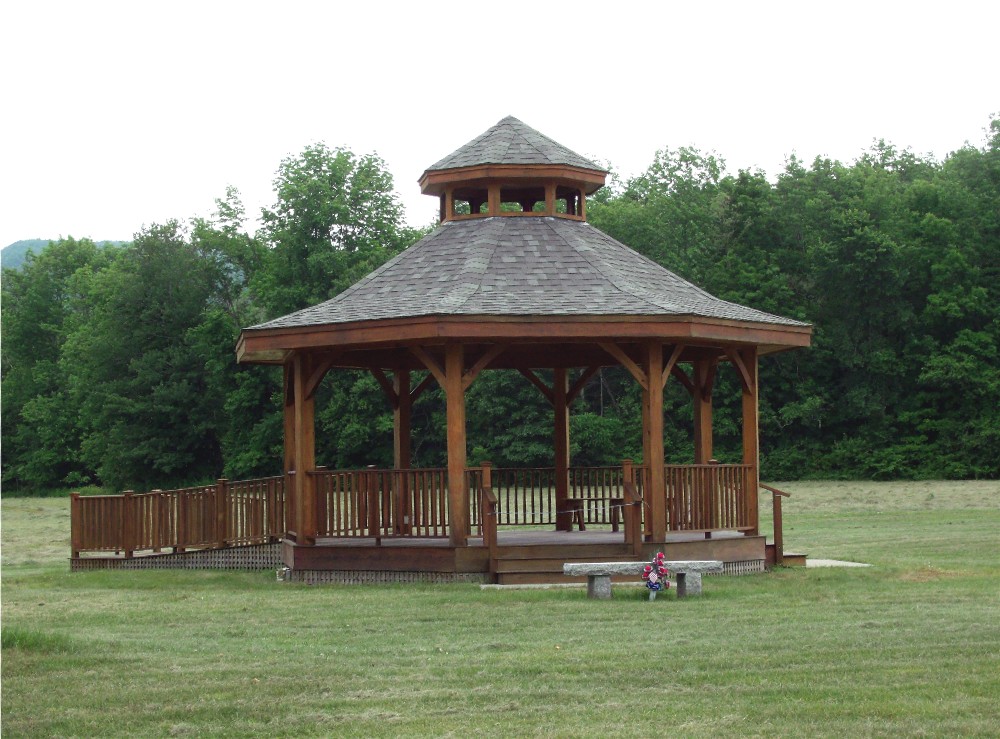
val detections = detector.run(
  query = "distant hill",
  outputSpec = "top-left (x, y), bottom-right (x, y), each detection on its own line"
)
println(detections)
top-left (1, 240), bottom-right (50, 270)
top-left (2, 239), bottom-right (124, 271)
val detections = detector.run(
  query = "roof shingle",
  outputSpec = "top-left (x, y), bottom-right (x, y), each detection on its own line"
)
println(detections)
top-left (249, 218), bottom-right (808, 330)
top-left (424, 116), bottom-right (605, 173)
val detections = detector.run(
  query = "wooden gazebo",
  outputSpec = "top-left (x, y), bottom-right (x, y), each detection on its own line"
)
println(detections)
top-left (235, 116), bottom-right (811, 583)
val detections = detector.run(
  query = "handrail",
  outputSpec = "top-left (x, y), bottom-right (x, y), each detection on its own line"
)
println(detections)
top-left (480, 487), bottom-right (499, 577)
top-left (622, 481), bottom-right (644, 558)
top-left (760, 484), bottom-right (790, 565)
top-left (71, 475), bottom-right (286, 558)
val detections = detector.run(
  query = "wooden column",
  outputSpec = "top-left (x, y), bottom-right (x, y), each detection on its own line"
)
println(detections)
top-left (645, 342), bottom-right (666, 542)
top-left (740, 347), bottom-right (760, 536)
top-left (394, 370), bottom-right (412, 534)
top-left (693, 360), bottom-right (716, 464)
top-left (487, 184), bottom-right (500, 216)
top-left (292, 353), bottom-right (317, 544)
top-left (445, 344), bottom-right (468, 546)
top-left (394, 370), bottom-right (412, 470)
top-left (553, 368), bottom-right (571, 531)
top-left (282, 364), bottom-right (296, 539)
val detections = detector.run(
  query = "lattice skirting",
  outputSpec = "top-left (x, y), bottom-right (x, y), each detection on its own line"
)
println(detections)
top-left (719, 559), bottom-right (765, 576)
top-left (280, 569), bottom-right (489, 585)
top-left (70, 543), bottom-right (282, 571)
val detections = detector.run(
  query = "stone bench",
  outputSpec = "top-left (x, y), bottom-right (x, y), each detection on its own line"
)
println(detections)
top-left (563, 560), bottom-right (724, 599)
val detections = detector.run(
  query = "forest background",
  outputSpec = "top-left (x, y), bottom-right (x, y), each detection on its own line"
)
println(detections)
top-left (3, 119), bottom-right (998, 493)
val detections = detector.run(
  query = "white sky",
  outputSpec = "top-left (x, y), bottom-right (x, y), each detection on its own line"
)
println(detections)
top-left (1, 1), bottom-right (996, 249)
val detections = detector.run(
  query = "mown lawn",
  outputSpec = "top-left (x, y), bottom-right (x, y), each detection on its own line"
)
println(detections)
top-left (2, 481), bottom-right (999, 737)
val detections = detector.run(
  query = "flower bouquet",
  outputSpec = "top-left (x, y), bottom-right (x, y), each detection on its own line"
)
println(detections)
top-left (642, 551), bottom-right (670, 601)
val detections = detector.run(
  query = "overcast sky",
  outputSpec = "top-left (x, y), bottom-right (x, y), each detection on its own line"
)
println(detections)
top-left (1, 1), bottom-right (996, 250)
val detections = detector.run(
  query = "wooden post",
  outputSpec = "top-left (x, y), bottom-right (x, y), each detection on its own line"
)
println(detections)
top-left (645, 342), bottom-right (666, 542)
top-left (293, 353), bottom-right (317, 544)
top-left (445, 343), bottom-right (469, 545)
top-left (394, 370), bottom-right (412, 535)
top-left (481, 460), bottom-right (492, 495)
top-left (122, 490), bottom-right (135, 559)
top-left (740, 347), bottom-right (760, 536)
top-left (545, 183), bottom-right (555, 216)
top-left (215, 479), bottom-right (229, 547)
top-left (773, 491), bottom-right (785, 565)
top-left (553, 368), bottom-right (571, 531)
top-left (283, 363), bottom-right (296, 540)
top-left (693, 360), bottom-right (715, 464)
top-left (487, 184), bottom-right (500, 216)
top-left (151, 490), bottom-right (163, 553)
top-left (70, 492), bottom-right (81, 558)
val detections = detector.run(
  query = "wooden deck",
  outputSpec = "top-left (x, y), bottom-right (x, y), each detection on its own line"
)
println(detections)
top-left (289, 527), bottom-right (766, 584)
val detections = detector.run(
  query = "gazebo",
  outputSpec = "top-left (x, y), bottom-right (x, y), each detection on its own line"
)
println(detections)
top-left (236, 116), bottom-right (811, 583)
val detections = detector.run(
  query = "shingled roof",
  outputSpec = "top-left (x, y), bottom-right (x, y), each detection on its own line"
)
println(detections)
top-left (249, 218), bottom-right (807, 330)
top-left (424, 116), bottom-right (605, 173)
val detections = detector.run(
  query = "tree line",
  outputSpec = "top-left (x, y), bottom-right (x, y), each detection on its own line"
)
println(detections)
top-left (3, 120), bottom-right (998, 492)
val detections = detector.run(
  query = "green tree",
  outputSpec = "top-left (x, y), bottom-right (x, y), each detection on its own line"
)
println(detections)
top-left (1, 238), bottom-right (111, 488)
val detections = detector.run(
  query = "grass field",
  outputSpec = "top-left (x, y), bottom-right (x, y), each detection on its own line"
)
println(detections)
top-left (2, 481), bottom-right (999, 737)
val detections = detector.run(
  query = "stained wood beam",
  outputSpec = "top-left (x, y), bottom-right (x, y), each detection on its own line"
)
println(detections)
top-left (304, 356), bottom-right (335, 400)
top-left (410, 372), bottom-right (435, 402)
top-left (598, 342), bottom-right (648, 390)
top-left (661, 343), bottom-right (686, 390)
top-left (410, 346), bottom-right (447, 388)
top-left (697, 360), bottom-right (718, 401)
top-left (726, 347), bottom-right (753, 393)
top-left (567, 365), bottom-right (601, 403)
top-left (670, 365), bottom-right (696, 395)
top-left (518, 368), bottom-right (555, 405)
top-left (463, 344), bottom-right (508, 391)
top-left (369, 367), bottom-right (398, 408)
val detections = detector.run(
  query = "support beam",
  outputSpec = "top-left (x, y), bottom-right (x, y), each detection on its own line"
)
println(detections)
top-left (393, 370), bottom-right (411, 469)
top-left (670, 365), bottom-right (696, 395)
top-left (394, 369), bottom-right (412, 536)
top-left (726, 347), bottom-right (753, 393)
top-left (645, 342), bottom-right (666, 542)
top-left (410, 372), bottom-right (435, 402)
top-left (567, 365), bottom-right (601, 403)
top-left (444, 344), bottom-right (468, 545)
top-left (282, 364), bottom-right (296, 539)
top-left (553, 368), bottom-right (572, 531)
top-left (410, 346), bottom-right (446, 388)
top-left (662, 343), bottom-right (685, 389)
top-left (518, 368), bottom-right (555, 405)
top-left (740, 347), bottom-right (760, 536)
top-left (369, 367), bottom-right (398, 408)
top-left (599, 342), bottom-right (647, 390)
top-left (693, 359), bottom-right (717, 464)
top-left (463, 344), bottom-right (507, 390)
top-left (292, 353), bottom-right (317, 544)
top-left (304, 357), bottom-right (334, 400)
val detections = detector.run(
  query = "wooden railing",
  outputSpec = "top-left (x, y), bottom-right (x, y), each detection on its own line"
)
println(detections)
top-left (71, 476), bottom-right (285, 558)
top-left (487, 465), bottom-right (634, 527)
top-left (664, 464), bottom-right (754, 532)
top-left (312, 467), bottom-right (450, 539)
top-left (70, 463), bottom-right (760, 557)
top-left (760, 483), bottom-right (790, 564)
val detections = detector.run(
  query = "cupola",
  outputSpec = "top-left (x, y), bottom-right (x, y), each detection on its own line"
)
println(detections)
top-left (418, 116), bottom-right (608, 223)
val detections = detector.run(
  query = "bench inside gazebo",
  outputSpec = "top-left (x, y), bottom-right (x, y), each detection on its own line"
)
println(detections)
top-left (70, 117), bottom-right (810, 584)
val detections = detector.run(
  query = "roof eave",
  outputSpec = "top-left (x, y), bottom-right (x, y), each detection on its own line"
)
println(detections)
top-left (236, 315), bottom-right (812, 364)
top-left (419, 163), bottom-right (608, 196)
